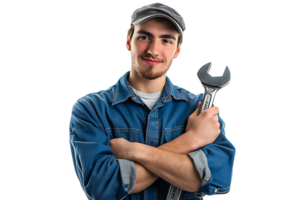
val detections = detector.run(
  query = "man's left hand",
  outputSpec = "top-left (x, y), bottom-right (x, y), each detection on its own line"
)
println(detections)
top-left (109, 137), bottom-right (136, 160)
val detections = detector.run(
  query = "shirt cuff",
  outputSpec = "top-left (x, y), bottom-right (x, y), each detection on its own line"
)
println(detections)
top-left (187, 149), bottom-right (211, 197)
top-left (116, 159), bottom-right (137, 194)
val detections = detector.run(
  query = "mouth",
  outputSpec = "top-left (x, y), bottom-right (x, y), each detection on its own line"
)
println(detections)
top-left (142, 58), bottom-right (162, 65)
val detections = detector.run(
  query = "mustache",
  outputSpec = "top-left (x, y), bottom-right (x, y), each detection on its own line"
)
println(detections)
top-left (141, 56), bottom-right (164, 63)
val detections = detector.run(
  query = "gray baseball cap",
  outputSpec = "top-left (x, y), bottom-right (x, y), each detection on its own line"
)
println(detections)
top-left (131, 3), bottom-right (186, 34)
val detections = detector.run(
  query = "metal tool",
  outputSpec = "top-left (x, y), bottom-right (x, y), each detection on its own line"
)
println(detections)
top-left (166, 62), bottom-right (231, 200)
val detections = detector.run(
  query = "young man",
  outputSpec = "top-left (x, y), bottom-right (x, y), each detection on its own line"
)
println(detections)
top-left (69, 3), bottom-right (235, 200)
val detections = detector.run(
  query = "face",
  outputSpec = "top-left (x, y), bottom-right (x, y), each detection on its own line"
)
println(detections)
top-left (126, 18), bottom-right (181, 80)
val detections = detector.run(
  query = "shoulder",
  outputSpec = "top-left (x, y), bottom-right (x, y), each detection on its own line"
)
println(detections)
top-left (72, 84), bottom-right (117, 113)
top-left (77, 84), bottom-right (116, 102)
top-left (174, 85), bottom-right (203, 105)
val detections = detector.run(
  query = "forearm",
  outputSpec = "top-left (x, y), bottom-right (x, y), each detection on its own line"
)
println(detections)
top-left (129, 162), bottom-right (157, 194)
top-left (130, 131), bottom-right (198, 194)
top-left (158, 130), bottom-right (197, 154)
top-left (133, 143), bottom-right (200, 192)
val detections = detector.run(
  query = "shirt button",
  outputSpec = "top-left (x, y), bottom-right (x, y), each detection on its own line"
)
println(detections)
top-left (215, 188), bottom-right (218, 193)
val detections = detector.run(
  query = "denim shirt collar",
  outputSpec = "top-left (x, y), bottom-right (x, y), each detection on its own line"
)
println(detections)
top-left (112, 71), bottom-right (189, 106)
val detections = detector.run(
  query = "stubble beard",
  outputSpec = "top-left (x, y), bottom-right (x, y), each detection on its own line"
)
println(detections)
top-left (132, 57), bottom-right (172, 80)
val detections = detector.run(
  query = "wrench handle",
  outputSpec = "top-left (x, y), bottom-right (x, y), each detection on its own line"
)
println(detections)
top-left (198, 84), bottom-right (219, 115)
top-left (165, 185), bottom-right (182, 200)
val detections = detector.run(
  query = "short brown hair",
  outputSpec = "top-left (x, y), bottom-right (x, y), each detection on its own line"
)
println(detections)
top-left (127, 17), bottom-right (183, 50)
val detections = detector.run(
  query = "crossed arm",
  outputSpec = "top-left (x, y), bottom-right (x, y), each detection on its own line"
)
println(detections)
top-left (129, 131), bottom-right (201, 194)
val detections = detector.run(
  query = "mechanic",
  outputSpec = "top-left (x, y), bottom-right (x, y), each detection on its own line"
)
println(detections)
top-left (69, 2), bottom-right (235, 200)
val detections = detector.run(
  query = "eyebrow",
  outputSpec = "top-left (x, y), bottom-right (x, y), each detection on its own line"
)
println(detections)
top-left (136, 30), bottom-right (177, 41)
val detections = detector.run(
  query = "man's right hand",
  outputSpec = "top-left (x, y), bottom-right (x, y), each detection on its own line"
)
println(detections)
top-left (186, 102), bottom-right (221, 148)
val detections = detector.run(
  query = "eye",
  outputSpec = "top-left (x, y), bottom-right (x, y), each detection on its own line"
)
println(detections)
top-left (163, 39), bottom-right (172, 44)
top-left (138, 36), bottom-right (148, 40)
top-left (138, 35), bottom-right (172, 44)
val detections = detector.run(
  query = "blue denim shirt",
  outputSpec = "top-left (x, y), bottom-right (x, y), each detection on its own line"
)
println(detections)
top-left (69, 71), bottom-right (235, 200)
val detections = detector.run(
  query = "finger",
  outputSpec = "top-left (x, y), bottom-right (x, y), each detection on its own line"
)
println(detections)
top-left (212, 105), bottom-right (221, 116)
top-left (215, 114), bottom-right (219, 120)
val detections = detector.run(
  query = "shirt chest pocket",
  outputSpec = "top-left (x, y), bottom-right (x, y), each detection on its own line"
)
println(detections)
top-left (106, 128), bottom-right (140, 143)
top-left (164, 126), bottom-right (186, 143)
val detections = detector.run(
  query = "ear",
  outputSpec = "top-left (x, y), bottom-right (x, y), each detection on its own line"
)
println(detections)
top-left (126, 34), bottom-right (131, 51)
top-left (175, 44), bottom-right (181, 54)
top-left (174, 44), bottom-right (181, 58)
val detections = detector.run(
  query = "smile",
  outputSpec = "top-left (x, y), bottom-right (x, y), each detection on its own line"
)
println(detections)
top-left (142, 59), bottom-right (161, 65)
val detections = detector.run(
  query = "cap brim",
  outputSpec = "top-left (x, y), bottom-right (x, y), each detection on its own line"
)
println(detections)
top-left (132, 14), bottom-right (183, 34)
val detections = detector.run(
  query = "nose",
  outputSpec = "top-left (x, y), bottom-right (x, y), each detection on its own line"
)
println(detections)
top-left (146, 39), bottom-right (160, 57)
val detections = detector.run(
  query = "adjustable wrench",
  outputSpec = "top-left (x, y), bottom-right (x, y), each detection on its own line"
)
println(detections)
top-left (166, 62), bottom-right (231, 200)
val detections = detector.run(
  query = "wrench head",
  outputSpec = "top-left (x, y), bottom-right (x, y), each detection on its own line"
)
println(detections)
top-left (197, 62), bottom-right (230, 88)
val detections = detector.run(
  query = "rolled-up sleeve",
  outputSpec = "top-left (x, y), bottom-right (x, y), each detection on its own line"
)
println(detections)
top-left (188, 111), bottom-right (236, 196)
top-left (116, 159), bottom-right (137, 194)
top-left (69, 97), bottom-right (132, 199)
top-left (187, 149), bottom-right (211, 197)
